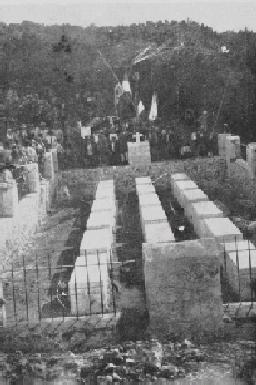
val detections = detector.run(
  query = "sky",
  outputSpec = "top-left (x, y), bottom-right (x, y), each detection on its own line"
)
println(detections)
top-left (0, 0), bottom-right (255, 32)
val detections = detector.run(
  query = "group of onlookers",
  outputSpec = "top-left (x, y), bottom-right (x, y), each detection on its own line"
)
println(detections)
top-left (81, 125), bottom-right (218, 167)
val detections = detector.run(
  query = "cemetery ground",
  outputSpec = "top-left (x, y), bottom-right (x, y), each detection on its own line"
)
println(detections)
top-left (0, 156), bottom-right (256, 355)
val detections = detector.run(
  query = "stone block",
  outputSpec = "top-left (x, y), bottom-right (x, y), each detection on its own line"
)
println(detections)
top-left (172, 180), bottom-right (198, 207)
top-left (87, 210), bottom-right (115, 231)
top-left (144, 222), bottom-right (175, 243)
top-left (247, 143), bottom-right (256, 179)
top-left (143, 238), bottom-right (223, 339)
top-left (182, 189), bottom-right (208, 219)
top-left (225, 135), bottom-right (240, 161)
top-left (80, 228), bottom-right (113, 254)
top-left (198, 217), bottom-right (243, 242)
top-left (189, 200), bottom-right (223, 235)
top-left (91, 199), bottom-right (116, 217)
top-left (51, 148), bottom-right (58, 173)
top-left (43, 151), bottom-right (54, 181)
top-left (218, 134), bottom-right (230, 157)
top-left (23, 163), bottom-right (40, 193)
top-left (0, 218), bottom-right (13, 251)
top-left (138, 193), bottom-right (161, 207)
top-left (127, 141), bottom-right (151, 166)
top-left (136, 183), bottom-right (155, 195)
top-left (14, 193), bottom-right (39, 234)
top-left (135, 177), bottom-right (152, 185)
top-left (170, 173), bottom-right (189, 190)
top-left (140, 205), bottom-right (168, 236)
top-left (69, 263), bottom-right (110, 315)
top-left (0, 180), bottom-right (18, 218)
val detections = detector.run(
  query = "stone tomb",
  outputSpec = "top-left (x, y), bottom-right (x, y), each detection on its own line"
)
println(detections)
top-left (127, 141), bottom-right (151, 166)
top-left (189, 200), bottom-right (223, 235)
top-left (198, 217), bottom-right (243, 242)
top-left (144, 222), bottom-right (175, 243)
top-left (140, 205), bottom-right (168, 236)
top-left (143, 238), bottom-right (223, 339)
top-left (23, 163), bottom-right (40, 193)
top-left (95, 187), bottom-right (115, 200)
top-left (135, 177), bottom-right (152, 185)
top-left (87, 210), bottom-right (115, 231)
top-left (0, 180), bottom-right (19, 218)
top-left (182, 189), bottom-right (208, 219)
top-left (138, 193), bottom-right (161, 207)
top-left (170, 173), bottom-right (189, 190)
top-left (69, 228), bottom-right (113, 315)
top-left (91, 198), bottom-right (116, 216)
top-left (136, 183), bottom-right (156, 195)
top-left (172, 180), bottom-right (199, 208)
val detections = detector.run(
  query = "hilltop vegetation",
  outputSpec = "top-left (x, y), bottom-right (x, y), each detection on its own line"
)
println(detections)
top-left (0, 20), bottom-right (256, 140)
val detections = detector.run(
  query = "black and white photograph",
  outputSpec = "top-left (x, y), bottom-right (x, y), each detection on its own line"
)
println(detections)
top-left (0, 0), bottom-right (255, 383)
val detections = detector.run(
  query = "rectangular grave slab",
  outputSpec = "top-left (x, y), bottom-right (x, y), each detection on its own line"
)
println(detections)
top-left (144, 222), bottom-right (175, 243)
top-left (80, 228), bottom-right (113, 254)
top-left (170, 173), bottom-right (189, 189)
top-left (198, 217), bottom-right (243, 242)
top-left (87, 210), bottom-right (115, 230)
top-left (91, 199), bottom-right (116, 215)
top-left (135, 177), bottom-right (152, 185)
top-left (189, 200), bottom-right (223, 235)
top-left (140, 205), bottom-right (167, 236)
top-left (173, 180), bottom-right (198, 207)
top-left (136, 184), bottom-right (155, 195)
top-left (182, 189), bottom-right (209, 219)
top-left (139, 193), bottom-right (161, 207)
top-left (69, 265), bottom-right (110, 315)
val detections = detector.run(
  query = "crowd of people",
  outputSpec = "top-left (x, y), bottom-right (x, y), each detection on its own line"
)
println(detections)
top-left (80, 123), bottom-right (218, 167)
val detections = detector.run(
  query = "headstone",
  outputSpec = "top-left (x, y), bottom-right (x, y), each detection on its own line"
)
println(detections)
top-left (23, 163), bottom-right (39, 193)
top-left (127, 141), bottom-right (151, 166)
top-left (247, 143), bottom-right (256, 179)
top-left (43, 151), bottom-right (54, 181)
top-left (0, 180), bottom-right (18, 218)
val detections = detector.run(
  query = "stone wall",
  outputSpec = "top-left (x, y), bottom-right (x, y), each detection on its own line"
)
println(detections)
top-left (143, 238), bottom-right (223, 340)
top-left (0, 150), bottom-right (58, 326)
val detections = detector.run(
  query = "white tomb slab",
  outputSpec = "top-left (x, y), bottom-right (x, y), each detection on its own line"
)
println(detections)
top-left (144, 222), bottom-right (175, 243)
top-left (139, 193), bottom-right (161, 207)
top-left (182, 189), bottom-right (209, 218)
top-left (228, 249), bottom-right (256, 269)
top-left (80, 228), bottom-right (113, 253)
top-left (221, 240), bottom-right (255, 253)
top-left (95, 188), bottom-right (115, 199)
top-left (91, 200), bottom-right (116, 217)
top-left (136, 184), bottom-right (155, 195)
top-left (170, 173), bottom-right (189, 189)
top-left (135, 177), bottom-right (152, 185)
top-left (140, 205), bottom-right (168, 235)
top-left (69, 264), bottom-right (109, 315)
top-left (198, 217), bottom-right (243, 242)
top-left (87, 210), bottom-right (115, 230)
top-left (173, 180), bottom-right (199, 207)
top-left (189, 200), bottom-right (223, 235)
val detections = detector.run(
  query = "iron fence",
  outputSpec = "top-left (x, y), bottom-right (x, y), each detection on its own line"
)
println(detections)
top-left (1, 249), bottom-right (134, 327)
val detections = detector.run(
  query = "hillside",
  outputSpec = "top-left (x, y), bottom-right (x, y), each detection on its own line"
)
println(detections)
top-left (0, 20), bottom-right (256, 140)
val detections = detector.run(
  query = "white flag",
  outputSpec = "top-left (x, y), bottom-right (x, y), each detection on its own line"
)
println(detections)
top-left (149, 93), bottom-right (157, 121)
